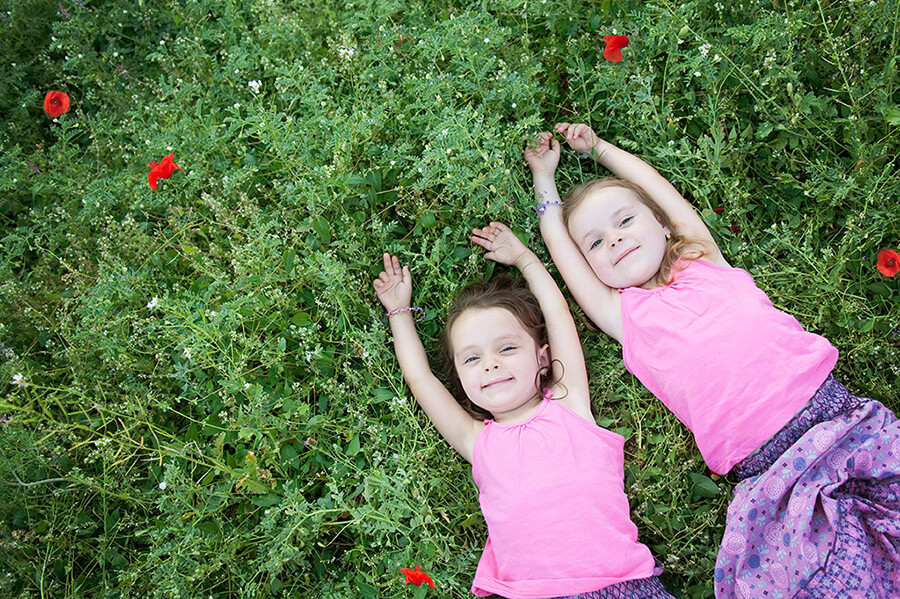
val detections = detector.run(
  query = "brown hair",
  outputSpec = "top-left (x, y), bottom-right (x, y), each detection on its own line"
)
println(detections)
top-left (440, 275), bottom-right (552, 420)
top-left (562, 177), bottom-right (707, 288)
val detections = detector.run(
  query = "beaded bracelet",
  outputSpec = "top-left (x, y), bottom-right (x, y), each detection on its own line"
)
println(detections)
top-left (386, 306), bottom-right (426, 322)
top-left (536, 199), bottom-right (562, 215)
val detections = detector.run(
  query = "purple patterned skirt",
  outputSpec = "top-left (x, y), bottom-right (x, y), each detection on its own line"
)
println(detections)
top-left (714, 376), bottom-right (900, 598)
top-left (556, 574), bottom-right (674, 599)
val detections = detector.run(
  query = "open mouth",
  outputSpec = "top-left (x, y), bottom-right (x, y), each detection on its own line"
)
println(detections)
top-left (614, 246), bottom-right (638, 266)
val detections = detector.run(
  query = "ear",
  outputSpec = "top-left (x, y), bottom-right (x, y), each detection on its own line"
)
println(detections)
top-left (537, 343), bottom-right (550, 369)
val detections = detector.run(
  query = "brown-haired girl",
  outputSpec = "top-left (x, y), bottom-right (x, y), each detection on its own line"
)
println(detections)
top-left (373, 223), bottom-right (672, 598)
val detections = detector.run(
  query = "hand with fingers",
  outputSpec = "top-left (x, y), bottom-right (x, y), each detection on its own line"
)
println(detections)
top-left (554, 122), bottom-right (603, 157)
top-left (373, 253), bottom-right (413, 313)
top-left (471, 222), bottom-right (536, 270)
top-left (524, 131), bottom-right (561, 176)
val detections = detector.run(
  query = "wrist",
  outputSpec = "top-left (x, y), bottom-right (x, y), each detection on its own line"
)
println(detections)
top-left (385, 306), bottom-right (425, 322)
top-left (514, 251), bottom-right (541, 272)
top-left (531, 170), bottom-right (556, 185)
top-left (589, 140), bottom-right (608, 162)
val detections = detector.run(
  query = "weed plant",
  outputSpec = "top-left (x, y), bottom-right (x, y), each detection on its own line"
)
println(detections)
top-left (0, 0), bottom-right (898, 597)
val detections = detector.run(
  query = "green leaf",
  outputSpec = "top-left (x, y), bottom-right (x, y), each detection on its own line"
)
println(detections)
top-left (688, 472), bottom-right (720, 500)
top-left (372, 388), bottom-right (394, 403)
top-left (345, 435), bottom-right (360, 456)
top-left (283, 248), bottom-right (296, 274)
top-left (249, 493), bottom-right (281, 507)
top-left (885, 106), bottom-right (900, 126)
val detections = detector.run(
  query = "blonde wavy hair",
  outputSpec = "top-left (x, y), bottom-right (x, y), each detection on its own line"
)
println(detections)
top-left (561, 177), bottom-right (708, 288)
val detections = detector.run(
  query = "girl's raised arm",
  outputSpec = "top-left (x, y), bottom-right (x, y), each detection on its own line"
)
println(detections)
top-left (525, 132), bottom-right (625, 341)
top-left (471, 223), bottom-right (592, 422)
top-left (373, 253), bottom-right (483, 462)
top-left (555, 122), bottom-right (726, 266)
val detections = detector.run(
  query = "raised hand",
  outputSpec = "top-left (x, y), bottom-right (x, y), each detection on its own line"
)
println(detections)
top-left (471, 222), bottom-right (535, 269)
top-left (554, 122), bottom-right (602, 156)
top-left (373, 253), bottom-right (412, 312)
top-left (524, 131), bottom-right (561, 175)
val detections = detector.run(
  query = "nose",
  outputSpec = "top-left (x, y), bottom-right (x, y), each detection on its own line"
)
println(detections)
top-left (483, 359), bottom-right (500, 372)
top-left (610, 235), bottom-right (623, 247)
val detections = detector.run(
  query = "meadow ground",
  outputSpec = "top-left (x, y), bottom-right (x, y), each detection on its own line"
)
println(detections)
top-left (1, 0), bottom-right (898, 597)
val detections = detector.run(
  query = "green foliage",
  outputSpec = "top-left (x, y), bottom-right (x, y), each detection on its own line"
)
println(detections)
top-left (1, 0), bottom-right (898, 597)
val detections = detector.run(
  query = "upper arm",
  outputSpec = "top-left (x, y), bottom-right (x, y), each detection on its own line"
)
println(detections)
top-left (403, 373), bottom-right (484, 463)
top-left (539, 212), bottom-right (623, 341)
top-left (388, 316), bottom-right (483, 462)
top-left (638, 172), bottom-right (725, 263)
top-left (518, 260), bottom-right (594, 420)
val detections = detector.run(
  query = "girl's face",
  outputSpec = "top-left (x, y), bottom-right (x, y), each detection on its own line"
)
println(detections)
top-left (567, 186), bottom-right (670, 289)
top-left (449, 307), bottom-right (549, 423)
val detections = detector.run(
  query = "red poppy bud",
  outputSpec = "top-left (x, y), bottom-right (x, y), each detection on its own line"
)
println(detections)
top-left (713, 208), bottom-right (724, 215)
top-left (602, 35), bottom-right (629, 62)
top-left (729, 223), bottom-right (740, 233)
top-left (877, 249), bottom-right (900, 278)
top-left (400, 566), bottom-right (434, 588)
top-left (43, 91), bottom-right (70, 118)
top-left (147, 153), bottom-right (182, 190)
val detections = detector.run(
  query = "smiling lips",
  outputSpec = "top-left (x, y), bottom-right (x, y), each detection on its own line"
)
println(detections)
top-left (483, 377), bottom-right (513, 389)
top-left (614, 246), bottom-right (638, 266)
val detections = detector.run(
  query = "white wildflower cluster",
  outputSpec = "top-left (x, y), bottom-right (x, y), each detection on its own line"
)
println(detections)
top-left (147, 296), bottom-right (160, 310)
top-left (699, 43), bottom-right (711, 57)
top-left (12, 373), bottom-right (26, 387)
top-left (248, 79), bottom-right (261, 94)
top-left (763, 48), bottom-right (777, 68)
top-left (338, 46), bottom-right (355, 61)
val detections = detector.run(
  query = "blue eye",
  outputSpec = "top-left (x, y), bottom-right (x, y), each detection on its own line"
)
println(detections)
top-left (590, 239), bottom-right (603, 250)
top-left (620, 216), bottom-right (634, 226)
top-left (463, 356), bottom-right (479, 364)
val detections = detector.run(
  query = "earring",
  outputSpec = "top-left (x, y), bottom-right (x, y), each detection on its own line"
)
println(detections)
top-left (665, 232), bottom-right (672, 240)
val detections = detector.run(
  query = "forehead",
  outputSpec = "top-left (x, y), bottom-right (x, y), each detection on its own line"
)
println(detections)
top-left (450, 307), bottom-right (531, 350)
top-left (573, 186), bottom-right (644, 219)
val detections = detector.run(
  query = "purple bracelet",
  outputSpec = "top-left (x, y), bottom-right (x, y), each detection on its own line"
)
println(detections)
top-left (536, 199), bottom-right (562, 214)
top-left (386, 306), bottom-right (426, 322)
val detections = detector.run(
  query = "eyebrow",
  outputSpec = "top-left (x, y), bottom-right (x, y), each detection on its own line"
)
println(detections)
top-left (454, 334), bottom-right (521, 357)
top-left (579, 206), bottom-right (634, 246)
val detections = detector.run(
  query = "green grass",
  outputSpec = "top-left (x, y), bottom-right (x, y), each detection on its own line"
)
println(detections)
top-left (1, 0), bottom-right (898, 597)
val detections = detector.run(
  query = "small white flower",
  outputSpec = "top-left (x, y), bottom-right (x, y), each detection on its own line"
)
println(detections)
top-left (244, 382), bottom-right (250, 389)
top-left (146, 296), bottom-right (159, 310)
top-left (12, 373), bottom-right (26, 387)
top-left (158, 481), bottom-right (166, 490)
top-left (182, 347), bottom-right (192, 360)
top-left (484, 38), bottom-right (490, 43)
top-left (248, 80), bottom-right (261, 94)
top-left (694, 71), bottom-right (702, 77)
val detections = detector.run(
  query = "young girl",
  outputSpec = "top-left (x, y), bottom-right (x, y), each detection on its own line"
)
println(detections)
top-left (525, 122), bottom-right (900, 598)
top-left (373, 223), bottom-right (674, 598)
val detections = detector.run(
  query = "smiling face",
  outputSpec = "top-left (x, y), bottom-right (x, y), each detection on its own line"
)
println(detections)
top-left (567, 186), bottom-right (670, 289)
top-left (449, 307), bottom-right (549, 423)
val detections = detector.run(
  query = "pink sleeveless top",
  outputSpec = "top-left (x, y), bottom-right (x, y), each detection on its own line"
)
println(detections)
top-left (620, 259), bottom-right (838, 474)
top-left (471, 398), bottom-right (656, 598)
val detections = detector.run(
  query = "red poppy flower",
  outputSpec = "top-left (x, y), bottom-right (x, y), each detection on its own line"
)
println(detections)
top-left (713, 208), bottom-right (724, 215)
top-left (878, 249), bottom-right (900, 278)
top-left (728, 223), bottom-right (741, 233)
top-left (147, 153), bottom-right (182, 190)
top-left (400, 566), bottom-right (434, 588)
top-left (43, 91), bottom-right (70, 118)
top-left (602, 35), bottom-right (629, 62)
